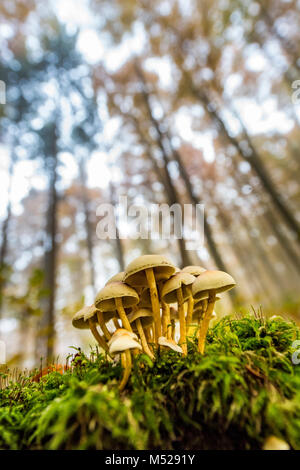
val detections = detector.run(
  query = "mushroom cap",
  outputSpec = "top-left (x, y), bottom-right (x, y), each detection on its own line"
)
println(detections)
top-left (182, 265), bottom-right (206, 276)
top-left (95, 281), bottom-right (139, 312)
top-left (192, 270), bottom-right (236, 299)
top-left (108, 328), bottom-right (138, 347)
top-left (109, 333), bottom-right (142, 354)
top-left (83, 304), bottom-right (98, 322)
top-left (72, 307), bottom-right (90, 329)
top-left (158, 336), bottom-right (183, 353)
top-left (263, 436), bottom-right (290, 451)
top-left (105, 271), bottom-right (125, 285)
top-left (161, 272), bottom-right (195, 304)
top-left (124, 254), bottom-right (176, 287)
top-left (127, 308), bottom-right (154, 331)
top-left (127, 308), bottom-right (153, 324)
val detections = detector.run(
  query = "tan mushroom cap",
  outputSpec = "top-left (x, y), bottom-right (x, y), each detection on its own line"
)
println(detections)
top-left (95, 281), bottom-right (139, 312)
top-left (105, 271), bottom-right (125, 285)
top-left (127, 308), bottom-right (154, 331)
top-left (108, 328), bottom-right (138, 347)
top-left (72, 307), bottom-right (90, 329)
top-left (127, 308), bottom-right (153, 324)
top-left (161, 272), bottom-right (195, 304)
top-left (83, 304), bottom-right (114, 323)
top-left (182, 265), bottom-right (206, 276)
top-left (109, 332), bottom-right (142, 355)
top-left (158, 336), bottom-right (183, 354)
top-left (263, 436), bottom-right (290, 451)
top-left (192, 270), bottom-right (236, 299)
top-left (124, 254), bottom-right (176, 287)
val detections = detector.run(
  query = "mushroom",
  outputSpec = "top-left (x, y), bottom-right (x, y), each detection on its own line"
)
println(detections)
top-left (161, 272), bottom-right (195, 355)
top-left (95, 281), bottom-right (139, 333)
top-left (263, 436), bottom-right (290, 450)
top-left (107, 328), bottom-right (138, 347)
top-left (83, 304), bottom-right (115, 343)
top-left (124, 255), bottom-right (176, 344)
top-left (127, 308), bottom-right (154, 359)
top-left (158, 336), bottom-right (183, 354)
top-left (105, 271), bottom-right (125, 285)
top-left (169, 307), bottom-right (178, 340)
top-left (109, 329), bottom-right (142, 391)
top-left (192, 270), bottom-right (236, 354)
top-left (182, 266), bottom-right (206, 334)
top-left (72, 306), bottom-right (108, 352)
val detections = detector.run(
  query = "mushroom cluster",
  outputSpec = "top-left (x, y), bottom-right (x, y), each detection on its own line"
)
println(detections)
top-left (72, 254), bottom-right (236, 390)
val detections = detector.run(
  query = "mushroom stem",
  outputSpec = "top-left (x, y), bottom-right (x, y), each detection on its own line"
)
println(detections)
top-left (119, 349), bottom-right (132, 391)
top-left (176, 288), bottom-right (187, 356)
top-left (97, 311), bottom-right (111, 341)
top-left (198, 291), bottom-right (216, 354)
top-left (145, 268), bottom-right (161, 344)
top-left (115, 298), bottom-right (133, 332)
top-left (88, 319), bottom-right (108, 352)
top-left (171, 319), bottom-right (176, 341)
top-left (186, 295), bottom-right (194, 336)
top-left (161, 301), bottom-right (170, 337)
top-left (136, 319), bottom-right (155, 360)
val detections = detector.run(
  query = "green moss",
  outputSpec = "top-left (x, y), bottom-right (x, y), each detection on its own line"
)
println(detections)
top-left (0, 314), bottom-right (300, 450)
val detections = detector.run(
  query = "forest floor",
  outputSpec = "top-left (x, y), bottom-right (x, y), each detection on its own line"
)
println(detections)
top-left (0, 313), bottom-right (300, 450)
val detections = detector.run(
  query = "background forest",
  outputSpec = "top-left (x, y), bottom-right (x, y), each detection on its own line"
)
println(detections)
top-left (0, 0), bottom-right (299, 368)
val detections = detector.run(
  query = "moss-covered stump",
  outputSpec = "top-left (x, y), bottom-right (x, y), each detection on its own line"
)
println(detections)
top-left (1, 314), bottom-right (300, 450)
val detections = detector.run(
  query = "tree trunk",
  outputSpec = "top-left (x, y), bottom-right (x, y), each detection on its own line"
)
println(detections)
top-left (191, 85), bottom-right (300, 242)
top-left (108, 181), bottom-right (125, 271)
top-left (37, 140), bottom-right (59, 361)
top-left (78, 158), bottom-right (96, 294)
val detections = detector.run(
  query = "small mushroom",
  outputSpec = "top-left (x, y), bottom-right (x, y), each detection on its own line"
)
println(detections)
top-left (161, 272), bottom-right (195, 355)
top-left (263, 436), bottom-right (290, 450)
top-left (158, 336), bottom-right (183, 354)
top-left (124, 254), bottom-right (176, 344)
top-left (72, 306), bottom-right (108, 352)
top-left (127, 308), bottom-right (154, 359)
top-left (182, 266), bottom-right (206, 334)
top-left (109, 329), bottom-right (142, 391)
top-left (95, 281), bottom-right (139, 333)
top-left (84, 305), bottom-right (114, 342)
top-left (192, 270), bottom-right (236, 354)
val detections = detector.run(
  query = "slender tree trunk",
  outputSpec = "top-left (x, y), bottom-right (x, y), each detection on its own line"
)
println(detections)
top-left (190, 85), bottom-right (300, 241)
top-left (78, 158), bottom-right (96, 294)
top-left (108, 181), bottom-right (125, 271)
top-left (37, 134), bottom-right (59, 361)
